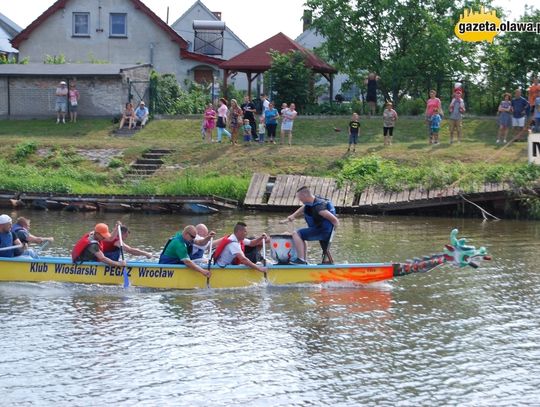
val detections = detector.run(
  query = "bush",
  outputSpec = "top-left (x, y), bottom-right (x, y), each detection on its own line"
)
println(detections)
top-left (14, 141), bottom-right (38, 160)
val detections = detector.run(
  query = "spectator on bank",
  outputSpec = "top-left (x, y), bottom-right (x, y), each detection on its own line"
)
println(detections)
top-left (68, 83), bottom-right (80, 123)
top-left (534, 94), bottom-right (540, 133)
top-left (260, 94), bottom-right (270, 113)
top-left (281, 103), bottom-right (298, 146)
top-left (242, 119), bottom-right (252, 144)
top-left (348, 112), bottom-right (360, 152)
top-left (257, 116), bottom-right (266, 143)
top-left (265, 102), bottom-right (279, 144)
top-left (119, 102), bottom-right (135, 130)
top-left (511, 89), bottom-right (530, 141)
top-left (55, 81), bottom-right (68, 124)
top-left (134, 101), bottom-right (149, 128)
top-left (425, 90), bottom-right (442, 139)
top-left (382, 102), bottom-right (398, 146)
top-left (364, 73), bottom-right (380, 117)
top-left (241, 95), bottom-right (257, 141)
top-left (497, 93), bottom-right (513, 144)
top-left (430, 108), bottom-right (443, 144)
top-left (216, 98), bottom-right (232, 143)
top-left (448, 90), bottom-right (466, 144)
top-left (229, 99), bottom-right (243, 145)
top-left (528, 77), bottom-right (540, 113)
top-left (203, 103), bottom-right (216, 143)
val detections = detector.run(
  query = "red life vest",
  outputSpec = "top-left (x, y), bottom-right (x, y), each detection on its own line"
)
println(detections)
top-left (101, 237), bottom-right (119, 253)
top-left (212, 234), bottom-right (245, 265)
top-left (71, 232), bottom-right (103, 262)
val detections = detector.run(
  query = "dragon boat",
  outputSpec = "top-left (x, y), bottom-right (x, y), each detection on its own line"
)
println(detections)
top-left (0, 229), bottom-right (490, 290)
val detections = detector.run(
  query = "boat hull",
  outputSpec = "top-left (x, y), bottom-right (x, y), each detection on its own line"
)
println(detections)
top-left (0, 257), bottom-right (397, 289)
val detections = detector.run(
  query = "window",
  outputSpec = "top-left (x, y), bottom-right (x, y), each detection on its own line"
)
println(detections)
top-left (110, 13), bottom-right (127, 37)
top-left (73, 12), bottom-right (90, 36)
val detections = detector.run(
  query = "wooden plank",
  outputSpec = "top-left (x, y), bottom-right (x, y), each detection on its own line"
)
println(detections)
top-left (371, 189), bottom-right (384, 205)
top-left (287, 175), bottom-right (304, 206)
top-left (275, 175), bottom-right (287, 206)
top-left (420, 188), bottom-right (429, 201)
top-left (268, 175), bottom-right (288, 205)
top-left (334, 182), bottom-right (345, 207)
top-left (244, 173), bottom-right (268, 205)
top-left (315, 176), bottom-right (325, 197)
top-left (281, 175), bottom-right (295, 206)
top-left (358, 186), bottom-right (369, 206)
top-left (321, 178), bottom-right (333, 200)
top-left (342, 182), bottom-right (354, 207)
top-left (244, 173), bottom-right (262, 205)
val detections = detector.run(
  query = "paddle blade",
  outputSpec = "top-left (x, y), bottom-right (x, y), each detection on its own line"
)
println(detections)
top-left (122, 267), bottom-right (129, 288)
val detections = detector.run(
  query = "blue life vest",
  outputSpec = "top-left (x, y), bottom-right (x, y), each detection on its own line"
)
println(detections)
top-left (11, 224), bottom-right (29, 243)
top-left (304, 197), bottom-right (336, 231)
top-left (0, 231), bottom-right (15, 258)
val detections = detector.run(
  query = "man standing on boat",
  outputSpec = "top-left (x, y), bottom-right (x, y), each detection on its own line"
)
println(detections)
top-left (285, 186), bottom-right (339, 264)
top-left (213, 222), bottom-right (268, 274)
top-left (71, 223), bottom-right (126, 268)
top-left (158, 225), bottom-right (211, 278)
top-left (0, 215), bottom-right (23, 258)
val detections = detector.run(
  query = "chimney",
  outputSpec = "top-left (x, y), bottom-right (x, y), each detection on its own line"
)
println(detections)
top-left (212, 11), bottom-right (222, 20)
top-left (303, 10), bottom-right (312, 32)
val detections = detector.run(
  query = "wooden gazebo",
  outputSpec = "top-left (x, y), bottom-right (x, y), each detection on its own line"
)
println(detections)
top-left (219, 32), bottom-right (337, 100)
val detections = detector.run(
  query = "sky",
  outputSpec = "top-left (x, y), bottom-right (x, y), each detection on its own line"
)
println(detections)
top-left (2, 0), bottom-right (537, 48)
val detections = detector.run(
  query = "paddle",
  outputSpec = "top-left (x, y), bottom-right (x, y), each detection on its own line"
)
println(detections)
top-left (0, 244), bottom-right (23, 252)
top-left (206, 237), bottom-right (213, 288)
top-left (117, 225), bottom-right (129, 289)
top-left (262, 236), bottom-right (268, 282)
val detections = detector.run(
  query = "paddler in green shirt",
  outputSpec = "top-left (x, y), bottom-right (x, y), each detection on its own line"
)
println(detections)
top-left (158, 225), bottom-right (211, 278)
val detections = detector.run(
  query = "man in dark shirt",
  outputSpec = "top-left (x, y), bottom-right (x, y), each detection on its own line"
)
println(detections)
top-left (511, 89), bottom-right (531, 140)
top-left (241, 95), bottom-right (257, 140)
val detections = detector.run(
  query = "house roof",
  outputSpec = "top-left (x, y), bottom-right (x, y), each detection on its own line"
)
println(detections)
top-left (0, 12), bottom-right (22, 54)
top-left (0, 63), bottom-right (151, 77)
top-left (9, 0), bottom-right (225, 65)
top-left (219, 32), bottom-right (336, 74)
top-left (171, 0), bottom-right (248, 50)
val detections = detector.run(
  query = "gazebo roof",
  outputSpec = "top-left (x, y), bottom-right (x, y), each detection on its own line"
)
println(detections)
top-left (219, 32), bottom-right (336, 74)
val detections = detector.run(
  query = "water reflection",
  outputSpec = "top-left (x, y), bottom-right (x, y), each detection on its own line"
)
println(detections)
top-left (1, 210), bottom-right (539, 405)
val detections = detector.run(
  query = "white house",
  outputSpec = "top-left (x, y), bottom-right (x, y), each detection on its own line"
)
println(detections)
top-left (0, 12), bottom-right (21, 60)
top-left (10, 0), bottom-right (225, 85)
top-left (295, 27), bottom-right (359, 102)
top-left (171, 0), bottom-right (249, 91)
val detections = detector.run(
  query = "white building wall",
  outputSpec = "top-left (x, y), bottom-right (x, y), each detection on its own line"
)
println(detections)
top-left (16, 0), bottom-right (197, 87)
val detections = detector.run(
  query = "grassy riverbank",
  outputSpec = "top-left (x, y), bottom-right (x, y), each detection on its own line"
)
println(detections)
top-left (0, 116), bottom-right (538, 203)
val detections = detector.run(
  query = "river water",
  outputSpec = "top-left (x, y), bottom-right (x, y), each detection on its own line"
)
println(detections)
top-left (0, 210), bottom-right (538, 406)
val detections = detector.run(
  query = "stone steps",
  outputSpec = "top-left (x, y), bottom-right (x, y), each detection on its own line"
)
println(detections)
top-left (125, 149), bottom-right (174, 179)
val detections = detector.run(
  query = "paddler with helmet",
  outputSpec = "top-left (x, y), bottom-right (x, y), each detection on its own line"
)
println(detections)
top-left (71, 223), bottom-right (126, 268)
top-left (284, 186), bottom-right (339, 264)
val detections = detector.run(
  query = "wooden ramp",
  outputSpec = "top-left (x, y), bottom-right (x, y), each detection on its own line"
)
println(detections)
top-left (244, 173), bottom-right (525, 214)
top-left (244, 173), bottom-right (355, 210)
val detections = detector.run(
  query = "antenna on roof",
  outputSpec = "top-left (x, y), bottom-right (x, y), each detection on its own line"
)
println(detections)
top-left (166, 6), bottom-right (169, 24)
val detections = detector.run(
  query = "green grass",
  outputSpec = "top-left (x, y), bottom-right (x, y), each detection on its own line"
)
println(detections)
top-left (0, 116), bottom-right (536, 200)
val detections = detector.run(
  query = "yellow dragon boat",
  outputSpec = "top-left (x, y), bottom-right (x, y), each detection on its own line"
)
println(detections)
top-left (0, 229), bottom-right (490, 290)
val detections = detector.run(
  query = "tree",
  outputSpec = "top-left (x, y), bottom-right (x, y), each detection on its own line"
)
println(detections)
top-left (304, 0), bottom-right (487, 104)
top-left (267, 50), bottom-right (312, 111)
